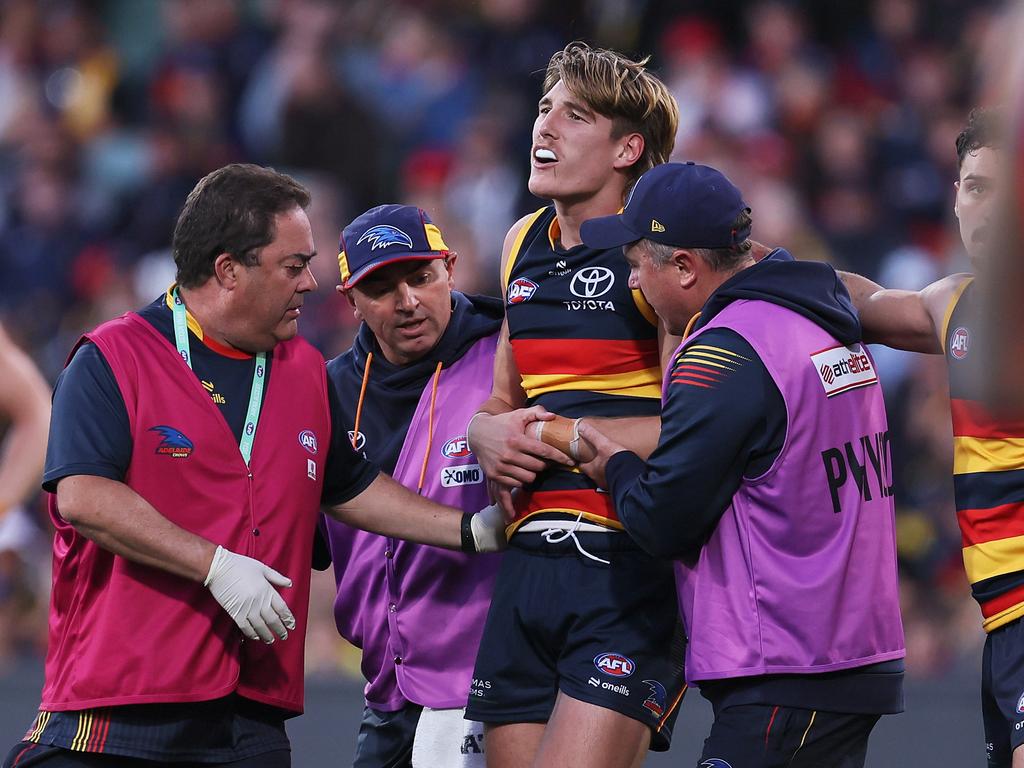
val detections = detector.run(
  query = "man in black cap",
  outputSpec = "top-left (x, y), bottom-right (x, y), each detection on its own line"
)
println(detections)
top-left (575, 162), bottom-right (906, 768)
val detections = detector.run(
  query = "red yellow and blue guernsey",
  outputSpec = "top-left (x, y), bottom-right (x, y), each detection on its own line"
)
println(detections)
top-left (945, 277), bottom-right (1024, 631)
top-left (504, 207), bottom-right (661, 534)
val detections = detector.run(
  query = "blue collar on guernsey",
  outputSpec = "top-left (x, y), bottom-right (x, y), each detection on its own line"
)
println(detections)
top-left (171, 286), bottom-right (266, 466)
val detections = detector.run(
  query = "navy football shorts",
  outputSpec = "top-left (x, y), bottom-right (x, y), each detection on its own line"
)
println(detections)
top-left (983, 615), bottom-right (1024, 767)
top-left (698, 703), bottom-right (879, 768)
top-left (464, 531), bottom-right (687, 750)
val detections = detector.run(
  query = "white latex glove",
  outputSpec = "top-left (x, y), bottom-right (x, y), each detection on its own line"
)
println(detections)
top-left (468, 503), bottom-right (508, 553)
top-left (204, 545), bottom-right (296, 644)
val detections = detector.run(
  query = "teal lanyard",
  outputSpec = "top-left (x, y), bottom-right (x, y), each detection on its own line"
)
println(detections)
top-left (171, 287), bottom-right (266, 466)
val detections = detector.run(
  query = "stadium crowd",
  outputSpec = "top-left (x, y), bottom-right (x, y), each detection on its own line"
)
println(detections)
top-left (0, 0), bottom-right (999, 680)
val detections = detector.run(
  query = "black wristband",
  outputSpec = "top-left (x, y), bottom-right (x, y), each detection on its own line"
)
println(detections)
top-left (460, 512), bottom-right (476, 553)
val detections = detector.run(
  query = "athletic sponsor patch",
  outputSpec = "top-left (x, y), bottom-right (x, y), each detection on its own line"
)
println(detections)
top-left (811, 343), bottom-right (877, 397)
top-left (441, 464), bottom-right (483, 487)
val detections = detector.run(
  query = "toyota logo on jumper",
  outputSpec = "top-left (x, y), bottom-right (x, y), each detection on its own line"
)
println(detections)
top-left (570, 267), bottom-right (615, 298)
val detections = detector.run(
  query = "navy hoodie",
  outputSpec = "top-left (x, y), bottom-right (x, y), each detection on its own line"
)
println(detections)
top-left (605, 249), bottom-right (903, 714)
top-left (313, 291), bottom-right (502, 571)
top-left (326, 291), bottom-right (503, 475)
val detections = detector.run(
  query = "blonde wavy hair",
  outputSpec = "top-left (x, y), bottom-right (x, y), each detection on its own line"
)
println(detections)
top-left (543, 41), bottom-right (679, 185)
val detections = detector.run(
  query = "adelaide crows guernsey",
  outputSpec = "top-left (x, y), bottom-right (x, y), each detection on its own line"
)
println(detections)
top-left (504, 207), bottom-right (661, 533)
top-left (945, 277), bottom-right (1024, 631)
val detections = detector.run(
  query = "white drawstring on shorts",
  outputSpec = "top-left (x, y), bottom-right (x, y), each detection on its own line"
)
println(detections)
top-left (538, 511), bottom-right (611, 565)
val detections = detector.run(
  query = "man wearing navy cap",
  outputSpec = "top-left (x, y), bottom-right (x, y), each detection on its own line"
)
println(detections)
top-left (320, 205), bottom-right (504, 767)
top-left (575, 162), bottom-right (906, 767)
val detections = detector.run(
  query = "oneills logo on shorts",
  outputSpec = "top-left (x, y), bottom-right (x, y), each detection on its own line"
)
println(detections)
top-left (810, 343), bottom-right (877, 397)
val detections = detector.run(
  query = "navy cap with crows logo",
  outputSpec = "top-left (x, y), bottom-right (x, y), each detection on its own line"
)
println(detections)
top-left (338, 204), bottom-right (451, 288)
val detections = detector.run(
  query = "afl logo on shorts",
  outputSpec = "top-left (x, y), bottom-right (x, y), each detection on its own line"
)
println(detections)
top-left (441, 435), bottom-right (472, 459)
top-left (950, 326), bottom-right (970, 360)
top-left (298, 430), bottom-right (318, 455)
top-left (507, 278), bottom-right (538, 304)
top-left (594, 652), bottom-right (635, 678)
top-left (1016, 691), bottom-right (1024, 714)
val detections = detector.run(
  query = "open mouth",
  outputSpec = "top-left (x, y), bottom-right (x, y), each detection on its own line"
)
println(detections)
top-left (533, 147), bottom-right (558, 167)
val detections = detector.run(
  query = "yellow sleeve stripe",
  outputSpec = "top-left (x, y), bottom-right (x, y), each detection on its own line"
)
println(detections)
top-left (676, 357), bottom-right (734, 371)
top-left (953, 436), bottom-right (1024, 475)
top-left (686, 344), bottom-right (751, 361)
top-left (164, 284), bottom-right (204, 339)
top-left (677, 350), bottom-right (745, 367)
top-left (502, 208), bottom-right (547, 293)
top-left (963, 534), bottom-right (1024, 582)
top-left (632, 288), bottom-right (658, 327)
top-left (942, 276), bottom-right (974, 343)
top-left (520, 367), bottom-right (662, 400)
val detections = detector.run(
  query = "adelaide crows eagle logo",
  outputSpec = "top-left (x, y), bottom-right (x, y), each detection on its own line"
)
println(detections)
top-left (149, 425), bottom-right (194, 458)
top-left (356, 225), bottom-right (414, 251)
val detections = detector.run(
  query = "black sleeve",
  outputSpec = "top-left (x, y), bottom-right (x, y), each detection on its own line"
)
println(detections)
top-left (320, 376), bottom-right (380, 506)
top-left (42, 342), bottom-right (133, 492)
top-left (606, 328), bottom-right (786, 559)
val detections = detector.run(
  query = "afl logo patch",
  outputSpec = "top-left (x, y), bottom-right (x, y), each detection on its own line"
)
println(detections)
top-left (950, 326), bottom-right (970, 360)
top-left (1017, 691), bottom-right (1024, 714)
top-left (441, 435), bottom-right (472, 459)
top-left (507, 277), bottom-right (538, 304)
top-left (298, 430), bottom-right (318, 455)
top-left (594, 652), bottom-right (635, 678)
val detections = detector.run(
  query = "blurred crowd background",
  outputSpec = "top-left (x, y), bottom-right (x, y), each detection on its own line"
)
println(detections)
top-left (0, 0), bottom-right (1001, 682)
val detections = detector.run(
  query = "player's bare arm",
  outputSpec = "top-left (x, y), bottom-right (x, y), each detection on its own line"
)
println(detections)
top-left (56, 474), bottom-right (219, 581)
top-left (0, 323), bottom-right (51, 519)
top-left (325, 472), bottom-right (505, 552)
top-left (839, 271), bottom-right (970, 353)
top-left (468, 215), bottom-right (574, 508)
top-left (57, 474), bottom-right (304, 643)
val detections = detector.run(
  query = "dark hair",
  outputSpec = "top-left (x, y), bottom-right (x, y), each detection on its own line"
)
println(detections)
top-left (172, 163), bottom-right (311, 288)
top-left (645, 209), bottom-right (754, 272)
top-left (956, 107), bottom-right (1004, 169)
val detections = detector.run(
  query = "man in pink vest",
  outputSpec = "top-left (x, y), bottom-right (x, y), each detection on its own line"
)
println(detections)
top-left (3, 165), bottom-right (506, 768)
top-left (576, 162), bottom-right (906, 768)
top-left (319, 204), bottom-right (503, 767)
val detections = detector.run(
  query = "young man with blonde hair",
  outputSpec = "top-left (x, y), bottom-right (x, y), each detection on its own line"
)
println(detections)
top-left (465, 42), bottom-right (686, 767)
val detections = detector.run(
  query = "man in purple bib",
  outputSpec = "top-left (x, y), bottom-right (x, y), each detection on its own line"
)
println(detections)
top-left (576, 162), bottom-right (906, 768)
top-left (319, 205), bottom-right (503, 767)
